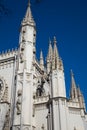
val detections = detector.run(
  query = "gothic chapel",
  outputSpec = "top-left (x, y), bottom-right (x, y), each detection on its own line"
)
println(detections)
top-left (0, 1), bottom-right (87, 130)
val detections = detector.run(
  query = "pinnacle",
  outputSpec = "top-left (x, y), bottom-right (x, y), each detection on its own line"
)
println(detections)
top-left (40, 50), bottom-right (43, 59)
top-left (70, 70), bottom-right (78, 99)
top-left (22, 0), bottom-right (35, 26)
top-left (28, 0), bottom-right (31, 7)
top-left (71, 70), bottom-right (77, 88)
top-left (77, 86), bottom-right (82, 96)
top-left (48, 39), bottom-right (53, 59)
top-left (71, 69), bottom-right (74, 77)
top-left (53, 37), bottom-right (59, 60)
top-left (53, 36), bottom-right (57, 44)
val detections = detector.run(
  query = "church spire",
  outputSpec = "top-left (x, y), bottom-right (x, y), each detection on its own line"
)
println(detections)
top-left (19, 0), bottom-right (36, 70)
top-left (70, 70), bottom-right (78, 100)
top-left (22, 0), bottom-right (35, 26)
top-left (53, 36), bottom-right (59, 69)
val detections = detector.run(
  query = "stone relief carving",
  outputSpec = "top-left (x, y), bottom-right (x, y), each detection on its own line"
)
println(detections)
top-left (3, 108), bottom-right (10, 130)
top-left (0, 77), bottom-right (8, 102)
top-left (0, 79), bottom-right (4, 98)
top-left (36, 77), bottom-right (45, 97)
top-left (16, 89), bottom-right (22, 115)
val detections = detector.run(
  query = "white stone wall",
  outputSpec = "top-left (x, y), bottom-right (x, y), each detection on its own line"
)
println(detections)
top-left (52, 99), bottom-right (68, 130)
top-left (52, 70), bottom-right (66, 98)
top-left (35, 103), bottom-right (48, 130)
top-left (65, 104), bottom-right (87, 130)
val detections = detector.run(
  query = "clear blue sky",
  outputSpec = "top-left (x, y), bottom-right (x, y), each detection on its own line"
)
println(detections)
top-left (0, 0), bottom-right (87, 107)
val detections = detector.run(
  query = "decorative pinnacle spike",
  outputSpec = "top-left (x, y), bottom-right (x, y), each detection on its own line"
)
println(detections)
top-left (71, 69), bottom-right (74, 76)
top-left (28, 0), bottom-right (31, 7)
top-left (40, 50), bottom-right (43, 58)
top-left (53, 36), bottom-right (57, 44)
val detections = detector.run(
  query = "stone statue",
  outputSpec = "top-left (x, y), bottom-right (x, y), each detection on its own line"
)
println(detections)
top-left (16, 89), bottom-right (22, 115)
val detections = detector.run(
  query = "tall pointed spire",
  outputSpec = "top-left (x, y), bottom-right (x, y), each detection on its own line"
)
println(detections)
top-left (48, 38), bottom-right (53, 61)
top-left (46, 38), bottom-right (53, 73)
top-left (53, 36), bottom-right (59, 57)
top-left (19, 0), bottom-right (36, 70)
top-left (53, 36), bottom-right (59, 69)
top-left (22, 0), bottom-right (35, 26)
top-left (40, 50), bottom-right (44, 70)
top-left (70, 70), bottom-right (78, 100)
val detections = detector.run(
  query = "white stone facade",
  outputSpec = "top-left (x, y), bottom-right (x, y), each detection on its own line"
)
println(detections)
top-left (0, 2), bottom-right (87, 130)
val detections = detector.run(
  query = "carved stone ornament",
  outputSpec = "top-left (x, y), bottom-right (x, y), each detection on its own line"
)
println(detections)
top-left (36, 78), bottom-right (45, 97)
top-left (16, 97), bottom-right (21, 115)
top-left (16, 89), bottom-right (22, 115)
top-left (0, 77), bottom-right (7, 102)
top-left (20, 52), bottom-right (24, 63)
top-left (3, 109), bottom-right (10, 130)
